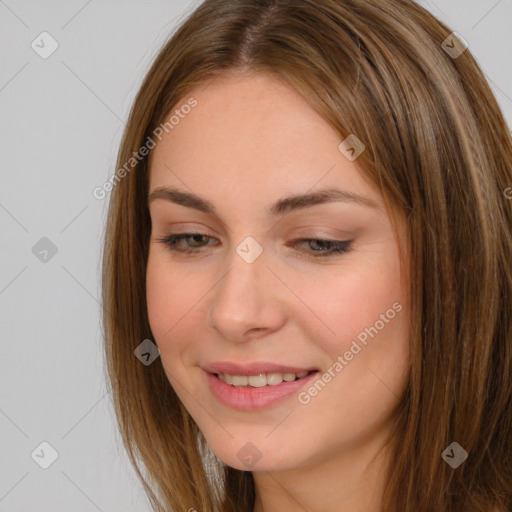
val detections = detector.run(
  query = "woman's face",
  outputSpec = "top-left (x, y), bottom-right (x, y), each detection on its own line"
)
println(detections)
top-left (146, 70), bottom-right (410, 473)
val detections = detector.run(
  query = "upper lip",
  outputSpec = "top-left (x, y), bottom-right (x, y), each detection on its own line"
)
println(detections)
top-left (202, 362), bottom-right (318, 376)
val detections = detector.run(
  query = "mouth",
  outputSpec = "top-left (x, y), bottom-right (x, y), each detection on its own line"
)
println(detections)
top-left (211, 370), bottom-right (318, 388)
top-left (204, 368), bottom-right (320, 410)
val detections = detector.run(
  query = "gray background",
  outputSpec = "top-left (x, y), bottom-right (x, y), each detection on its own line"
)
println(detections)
top-left (0, 1), bottom-right (511, 510)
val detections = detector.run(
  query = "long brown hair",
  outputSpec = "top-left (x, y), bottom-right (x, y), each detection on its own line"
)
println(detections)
top-left (101, 1), bottom-right (512, 510)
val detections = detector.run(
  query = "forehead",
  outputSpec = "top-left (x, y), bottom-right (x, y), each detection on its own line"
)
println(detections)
top-left (149, 71), bottom-right (380, 209)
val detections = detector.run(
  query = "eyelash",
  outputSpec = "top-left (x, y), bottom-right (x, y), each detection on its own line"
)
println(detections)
top-left (156, 232), bottom-right (353, 259)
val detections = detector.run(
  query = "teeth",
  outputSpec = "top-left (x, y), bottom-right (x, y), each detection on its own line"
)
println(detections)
top-left (232, 375), bottom-right (248, 386)
top-left (266, 372), bottom-right (283, 385)
top-left (217, 370), bottom-right (312, 387)
top-left (248, 374), bottom-right (267, 387)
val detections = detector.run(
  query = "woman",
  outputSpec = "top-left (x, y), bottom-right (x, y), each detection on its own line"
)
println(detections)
top-left (101, 0), bottom-right (512, 510)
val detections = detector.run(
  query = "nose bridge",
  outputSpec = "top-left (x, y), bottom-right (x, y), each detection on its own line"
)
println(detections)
top-left (206, 236), bottom-right (285, 340)
top-left (220, 234), bottom-right (268, 299)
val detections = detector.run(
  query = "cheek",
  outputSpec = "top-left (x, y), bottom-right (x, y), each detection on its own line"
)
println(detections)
top-left (295, 254), bottom-right (407, 360)
top-left (294, 268), bottom-right (409, 437)
top-left (145, 254), bottom-right (199, 353)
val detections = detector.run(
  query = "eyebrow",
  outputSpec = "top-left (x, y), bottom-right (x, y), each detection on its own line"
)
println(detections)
top-left (148, 186), bottom-right (380, 216)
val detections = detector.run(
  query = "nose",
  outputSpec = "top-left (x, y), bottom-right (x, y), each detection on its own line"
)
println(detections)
top-left (206, 244), bottom-right (287, 343)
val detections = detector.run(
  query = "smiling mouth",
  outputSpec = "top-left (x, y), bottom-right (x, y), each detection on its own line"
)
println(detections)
top-left (213, 370), bottom-right (318, 388)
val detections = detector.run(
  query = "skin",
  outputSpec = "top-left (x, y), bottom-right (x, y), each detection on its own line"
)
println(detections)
top-left (146, 69), bottom-right (411, 512)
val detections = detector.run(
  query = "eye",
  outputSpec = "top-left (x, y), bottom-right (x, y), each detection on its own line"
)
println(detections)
top-left (288, 238), bottom-right (353, 258)
top-left (156, 233), bottom-right (216, 254)
top-left (156, 233), bottom-right (354, 258)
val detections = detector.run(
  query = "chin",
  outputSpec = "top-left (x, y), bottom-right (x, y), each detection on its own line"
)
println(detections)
top-left (202, 431), bottom-right (308, 473)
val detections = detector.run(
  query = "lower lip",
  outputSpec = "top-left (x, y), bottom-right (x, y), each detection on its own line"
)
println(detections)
top-left (204, 370), bottom-right (319, 411)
